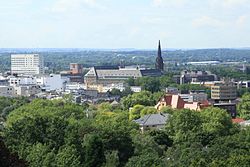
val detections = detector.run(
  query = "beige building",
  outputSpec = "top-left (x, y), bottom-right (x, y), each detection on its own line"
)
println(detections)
top-left (14, 85), bottom-right (41, 97)
top-left (211, 82), bottom-right (237, 102)
top-left (84, 66), bottom-right (162, 89)
top-left (11, 54), bottom-right (44, 75)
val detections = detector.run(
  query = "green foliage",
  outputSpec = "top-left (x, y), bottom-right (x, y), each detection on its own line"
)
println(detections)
top-left (0, 97), bottom-right (29, 121)
top-left (126, 134), bottom-right (164, 167)
top-left (26, 143), bottom-right (56, 167)
top-left (1, 97), bottom-right (249, 167)
top-left (129, 105), bottom-right (145, 120)
top-left (110, 88), bottom-right (133, 97)
top-left (95, 113), bottom-right (136, 166)
top-left (166, 109), bottom-right (202, 144)
top-left (140, 107), bottom-right (157, 117)
top-left (130, 75), bottom-right (175, 93)
top-left (201, 107), bottom-right (233, 136)
top-left (159, 106), bottom-right (175, 114)
top-left (121, 91), bottom-right (160, 109)
top-left (56, 145), bottom-right (81, 167)
top-left (237, 93), bottom-right (250, 119)
top-left (104, 150), bottom-right (119, 167)
top-left (148, 130), bottom-right (173, 150)
top-left (83, 134), bottom-right (105, 167)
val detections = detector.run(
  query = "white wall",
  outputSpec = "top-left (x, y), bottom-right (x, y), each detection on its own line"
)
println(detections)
top-left (36, 74), bottom-right (69, 92)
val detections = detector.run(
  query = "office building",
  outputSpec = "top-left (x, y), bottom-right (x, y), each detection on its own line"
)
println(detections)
top-left (11, 54), bottom-right (44, 75)
top-left (180, 70), bottom-right (217, 84)
top-left (211, 82), bottom-right (237, 102)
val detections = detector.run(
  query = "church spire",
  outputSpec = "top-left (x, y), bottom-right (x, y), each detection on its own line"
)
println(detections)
top-left (155, 40), bottom-right (164, 71)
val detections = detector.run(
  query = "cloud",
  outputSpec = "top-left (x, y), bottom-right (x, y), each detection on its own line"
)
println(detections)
top-left (51, 0), bottom-right (105, 13)
top-left (192, 16), bottom-right (225, 28)
top-left (152, 0), bottom-right (187, 8)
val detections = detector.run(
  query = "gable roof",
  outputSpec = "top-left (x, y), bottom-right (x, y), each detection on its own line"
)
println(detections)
top-left (134, 113), bottom-right (170, 126)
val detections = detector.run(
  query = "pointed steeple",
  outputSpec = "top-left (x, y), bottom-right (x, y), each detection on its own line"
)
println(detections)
top-left (155, 40), bottom-right (164, 71)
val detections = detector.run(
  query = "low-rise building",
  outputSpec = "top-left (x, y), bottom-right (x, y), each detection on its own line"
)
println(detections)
top-left (130, 86), bottom-right (142, 93)
top-left (14, 85), bottom-right (41, 97)
top-left (166, 87), bottom-right (179, 94)
top-left (0, 86), bottom-right (15, 97)
top-left (155, 94), bottom-right (210, 111)
top-left (36, 74), bottom-right (69, 92)
top-left (134, 113), bottom-right (170, 133)
top-left (9, 76), bottom-right (37, 86)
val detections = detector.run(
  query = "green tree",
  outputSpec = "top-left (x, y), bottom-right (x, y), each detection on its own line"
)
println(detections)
top-left (104, 150), bottom-right (119, 167)
top-left (201, 107), bottom-right (233, 136)
top-left (140, 107), bottom-right (157, 117)
top-left (55, 145), bottom-right (81, 167)
top-left (129, 105), bottom-right (145, 120)
top-left (237, 93), bottom-right (250, 119)
top-left (83, 134), bottom-right (105, 167)
top-left (26, 143), bottom-right (56, 167)
top-left (166, 109), bottom-right (202, 144)
top-left (121, 91), bottom-right (155, 109)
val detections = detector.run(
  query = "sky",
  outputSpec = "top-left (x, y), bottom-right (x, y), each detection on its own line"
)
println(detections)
top-left (0, 0), bottom-right (250, 49)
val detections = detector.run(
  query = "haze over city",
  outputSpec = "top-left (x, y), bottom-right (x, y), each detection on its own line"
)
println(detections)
top-left (1, 0), bottom-right (250, 49)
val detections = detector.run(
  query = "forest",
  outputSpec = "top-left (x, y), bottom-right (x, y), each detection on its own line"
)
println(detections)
top-left (1, 48), bottom-right (250, 73)
top-left (0, 93), bottom-right (250, 167)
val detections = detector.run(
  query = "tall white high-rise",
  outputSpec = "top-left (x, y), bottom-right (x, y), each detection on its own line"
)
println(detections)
top-left (11, 54), bottom-right (44, 75)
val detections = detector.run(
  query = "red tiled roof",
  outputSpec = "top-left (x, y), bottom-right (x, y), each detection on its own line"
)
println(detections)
top-left (232, 118), bottom-right (245, 123)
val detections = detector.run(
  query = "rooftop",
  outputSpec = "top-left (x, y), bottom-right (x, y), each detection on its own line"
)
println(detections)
top-left (134, 113), bottom-right (170, 126)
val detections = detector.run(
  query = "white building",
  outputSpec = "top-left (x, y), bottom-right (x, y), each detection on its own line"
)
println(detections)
top-left (11, 54), bottom-right (44, 75)
top-left (9, 76), bottom-right (37, 86)
top-left (237, 81), bottom-right (250, 89)
top-left (36, 74), bottom-right (69, 92)
top-left (131, 86), bottom-right (142, 93)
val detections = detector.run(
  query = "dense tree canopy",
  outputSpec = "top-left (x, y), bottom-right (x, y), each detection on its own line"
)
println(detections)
top-left (237, 93), bottom-right (250, 120)
top-left (0, 98), bottom-right (249, 167)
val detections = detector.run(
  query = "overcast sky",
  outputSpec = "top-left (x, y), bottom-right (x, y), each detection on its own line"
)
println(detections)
top-left (0, 0), bottom-right (250, 49)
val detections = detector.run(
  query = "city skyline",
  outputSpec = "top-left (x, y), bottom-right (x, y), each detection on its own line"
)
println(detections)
top-left (0, 0), bottom-right (250, 49)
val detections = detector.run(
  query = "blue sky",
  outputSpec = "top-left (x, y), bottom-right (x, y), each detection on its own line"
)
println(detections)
top-left (0, 0), bottom-right (250, 49)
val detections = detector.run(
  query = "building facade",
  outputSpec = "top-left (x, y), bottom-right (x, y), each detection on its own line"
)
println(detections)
top-left (11, 54), bottom-right (44, 75)
top-left (180, 70), bottom-right (217, 84)
top-left (70, 63), bottom-right (83, 75)
top-left (0, 86), bottom-right (15, 97)
top-left (84, 66), bottom-right (162, 89)
top-left (211, 82), bottom-right (237, 102)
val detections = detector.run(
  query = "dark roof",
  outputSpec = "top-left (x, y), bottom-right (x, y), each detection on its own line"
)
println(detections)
top-left (94, 66), bottom-right (119, 70)
top-left (134, 113), bottom-right (170, 126)
top-left (140, 69), bottom-right (162, 77)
